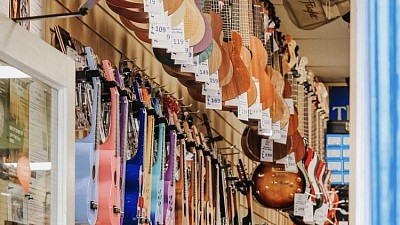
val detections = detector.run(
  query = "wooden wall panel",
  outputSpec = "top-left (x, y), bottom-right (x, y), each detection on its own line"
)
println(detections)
top-left (43, 1), bottom-right (291, 224)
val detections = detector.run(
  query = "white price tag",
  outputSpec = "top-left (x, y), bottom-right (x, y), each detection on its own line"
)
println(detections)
top-left (144, 0), bottom-right (164, 13)
top-left (285, 152), bottom-right (298, 172)
top-left (195, 60), bottom-right (210, 82)
top-left (202, 85), bottom-right (220, 96)
top-left (258, 117), bottom-right (272, 136)
top-left (260, 138), bottom-right (273, 162)
top-left (270, 122), bottom-right (281, 140)
top-left (149, 23), bottom-right (171, 40)
top-left (338, 222), bottom-right (349, 225)
top-left (152, 39), bottom-right (171, 49)
top-left (149, 11), bottom-right (167, 24)
top-left (205, 72), bottom-right (220, 90)
top-left (249, 79), bottom-right (262, 119)
top-left (294, 193), bottom-right (307, 216)
top-left (224, 97), bottom-right (239, 106)
top-left (206, 94), bottom-right (222, 110)
top-left (275, 155), bottom-right (287, 164)
top-left (174, 45), bottom-right (193, 64)
top-left (285, 98), bottom-right (295, 115)
top-left (181, 55), bottom-right (199, 73)
top-left (275, 122), bottom-right (289, 144)
top-left (303, 198), bottom-right (314, 224)
top-left (238, 92), bottom-right (249, 121)
top-left (169, 22), bottom-right (186, 53)
top-left (314, 203), bottom-right (329, 225)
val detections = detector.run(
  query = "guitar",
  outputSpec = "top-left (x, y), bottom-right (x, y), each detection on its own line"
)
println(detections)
top-left (236, 159), bottom-right (253, 225)
top-left (150, 99), bottom-right (167, 225)
top-left (97, 60), bottom-right (121, 225)
top-left (163, 129), bottom-right (177, 225)
top-left (114, 67), bottom-right (130, 222)
top-left (123, 80), bottom-right (146, 225)
top-left (191, 124), bottom-right (205, 225)
top-left (74, 66), bottom-right (100, 224)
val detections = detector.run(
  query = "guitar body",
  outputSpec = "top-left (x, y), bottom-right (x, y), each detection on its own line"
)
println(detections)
top-left (124, 108), bottom-right (147, 225)
top-left (168, 0), bottom-right (186, 27)
top-left (97, 61), bottom-right (121, 225)
top-left (142, 115), bottom-right (155, 223)
top-left (119, 16), bottom-right (151, 44)
top-left (209, 11), bottom-right (233, 86)
top-left (191, 0), bottom-right (212, 54)
top-left (252, 164), bottom-right (305, 209)
top-left (183, 0), bottom-right (205, 46)
top-left (221, 31), bottom-right (251, 102)
top-left (75, 76), bottom-right (100, 225)
top-left (164, 130), bottom-right (177, 225)
top-left (150, 123), bottom-right (166, 225)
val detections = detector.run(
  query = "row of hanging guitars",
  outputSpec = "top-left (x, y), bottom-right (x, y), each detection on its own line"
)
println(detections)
top-left (73, 47), bottom-right (256, 225)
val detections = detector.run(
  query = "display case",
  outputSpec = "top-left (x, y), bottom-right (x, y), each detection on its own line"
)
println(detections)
top-left (0, 14), bottom-right (75, 224)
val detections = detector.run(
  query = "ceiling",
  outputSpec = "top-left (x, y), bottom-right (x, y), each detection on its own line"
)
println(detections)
top-left (270, 0), bottom-right (350, 83)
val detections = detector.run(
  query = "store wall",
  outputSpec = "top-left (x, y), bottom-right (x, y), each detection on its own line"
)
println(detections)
top-left (43, 1), bottom-right (291, 224)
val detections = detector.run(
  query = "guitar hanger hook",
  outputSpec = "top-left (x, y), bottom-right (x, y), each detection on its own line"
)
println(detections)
top-left (180, 103), bottom-right (193, 108)
top-left (219, 145), bottom-right (236, 150)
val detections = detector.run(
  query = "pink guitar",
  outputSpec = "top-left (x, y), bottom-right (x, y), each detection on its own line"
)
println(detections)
top-left (96, 60), bottom-right (121, 225)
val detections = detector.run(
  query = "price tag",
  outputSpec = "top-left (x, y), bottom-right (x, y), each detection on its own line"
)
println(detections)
top-left (152, 39), bottom-right (171, 49)
top-left (270, 122), bottom-right (281, 140)
top-left (314, 203), bottom-right (329, 225)
top-left (237, 92), bottom-right (249, 121)
top-left (169, 22), bottom-right (186, 53)
top-left (185, 151), bottom-right (194, 160)
top-left (149, 23), bottom-right (171, 40)
top-left (224, 96), bottom-right (239, 106)
top-left (338, 222), bottom-right (349, 225)
top-left (249, 79), bottom-right (262, 119)
top-left (202, 84), bottom-right (220, 96)
top-left (303, 198), bottom-right (314, 224)
top-left (206, 93), bottom-right (222, 110)
top-left (205, 72), bottom-right (220, 90)
top-left (275, 155), bottom-right (287, 164)
top-left (174, 45), bottom-right (193, 64)
top-left (285, 152), bottom-right (298, 172)
top-left (149, 11), bottom-right (167, 24)
top-left (260, 138), bottom-right (273, 162)
top-left (144, 0), bottom-right (164, 13)
top-left (285, 98), bottom-right (295, 115)
top-left (181, 55), bottom-right (199, 73)
top-left (275, 122), bottom-right (289, 144)
top-left (195, 60), bottom-right (210, 82)
top-left (293, 193), bottom-right (307, 216)
top-left (258, 109), bottom-right (272, 136)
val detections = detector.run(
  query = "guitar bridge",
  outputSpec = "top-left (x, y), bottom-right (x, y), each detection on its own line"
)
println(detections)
top-left (90, 201), bottom-right (98, 209)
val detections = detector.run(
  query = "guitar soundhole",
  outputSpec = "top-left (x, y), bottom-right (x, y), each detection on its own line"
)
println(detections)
top-left (92, 165), bottom-right (96, 181)
top-left (114, 171), bottom-right (117, 186)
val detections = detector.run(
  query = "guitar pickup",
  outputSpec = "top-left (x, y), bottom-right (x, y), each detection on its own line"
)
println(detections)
top-left (90, 201), bottom-right (98, 210)
top-left (113, 205), bottom-right (121, 214)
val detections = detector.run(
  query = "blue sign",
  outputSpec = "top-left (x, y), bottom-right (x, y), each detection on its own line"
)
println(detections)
top-left (329, 86), bottom-right (349, 121)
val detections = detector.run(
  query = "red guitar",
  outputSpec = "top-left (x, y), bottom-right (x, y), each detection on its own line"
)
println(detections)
top-left (96, 60), bottom-right (121, 224)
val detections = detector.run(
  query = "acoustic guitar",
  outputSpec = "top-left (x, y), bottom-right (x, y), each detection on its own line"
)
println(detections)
top-left (97, 60), bottom-right (121, 225)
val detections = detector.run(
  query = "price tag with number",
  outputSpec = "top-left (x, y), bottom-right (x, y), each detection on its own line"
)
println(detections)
top-left (202, 85), bottom-right (220, 96)
top-left (174, 45), bottom-right (193, 64)
top-left (149, 11), bottom-right (167, 24)
top-left (260, 138), bottom-right (273, 162)
top-left (225, 96), bottom-right (239, 106)
top-left (285, 152), bottom-right (298, 172)
top-left (314, 203), bottom-right (329, 225)
top-left (303, 198), bottom-right (314, 223)
top-left (195, 60), bottom-right (210, 82)
top-left (205, 72), bottom-right (220, 90)
top-left (149, 23), bottom-right (171, 40)
top-left (285, 98), bottom-right (295, 115)
top-left (169, 22), bottom-right (186, 53)
top-left (181, 55), bottom-right (199, 73)
top-left (152, 39), bottom-right (171, 49)
top-left (270, 122), bottom-right (281, 140)
top-left (238, 92), bottom-right (249, 121)
top-left (206, 93), bottom-right (222, 110)
top-left (249, 79), bottom-right (262, 119)
top-left (293, 193), bottom-right (307, 216)
top-left (144, 0), bottom-right (164, 13)
top-left (275, 122), bottom-right (289, 144)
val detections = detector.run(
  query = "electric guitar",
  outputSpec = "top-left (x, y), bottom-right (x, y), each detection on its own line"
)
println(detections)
top-left (74, 60), bottom-right (101, 224)
top-left (123, 80), bottom-right (146, 225)
top-left (97, 60), bottom-right (121, 225)
top-left (236, 159), bottom-right (253, 225)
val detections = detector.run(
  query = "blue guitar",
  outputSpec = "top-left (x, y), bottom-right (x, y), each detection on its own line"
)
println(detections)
top-left (75, 46), bottom-right (100, 225)
top-left (123, 80), bottom-right (147, 225)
